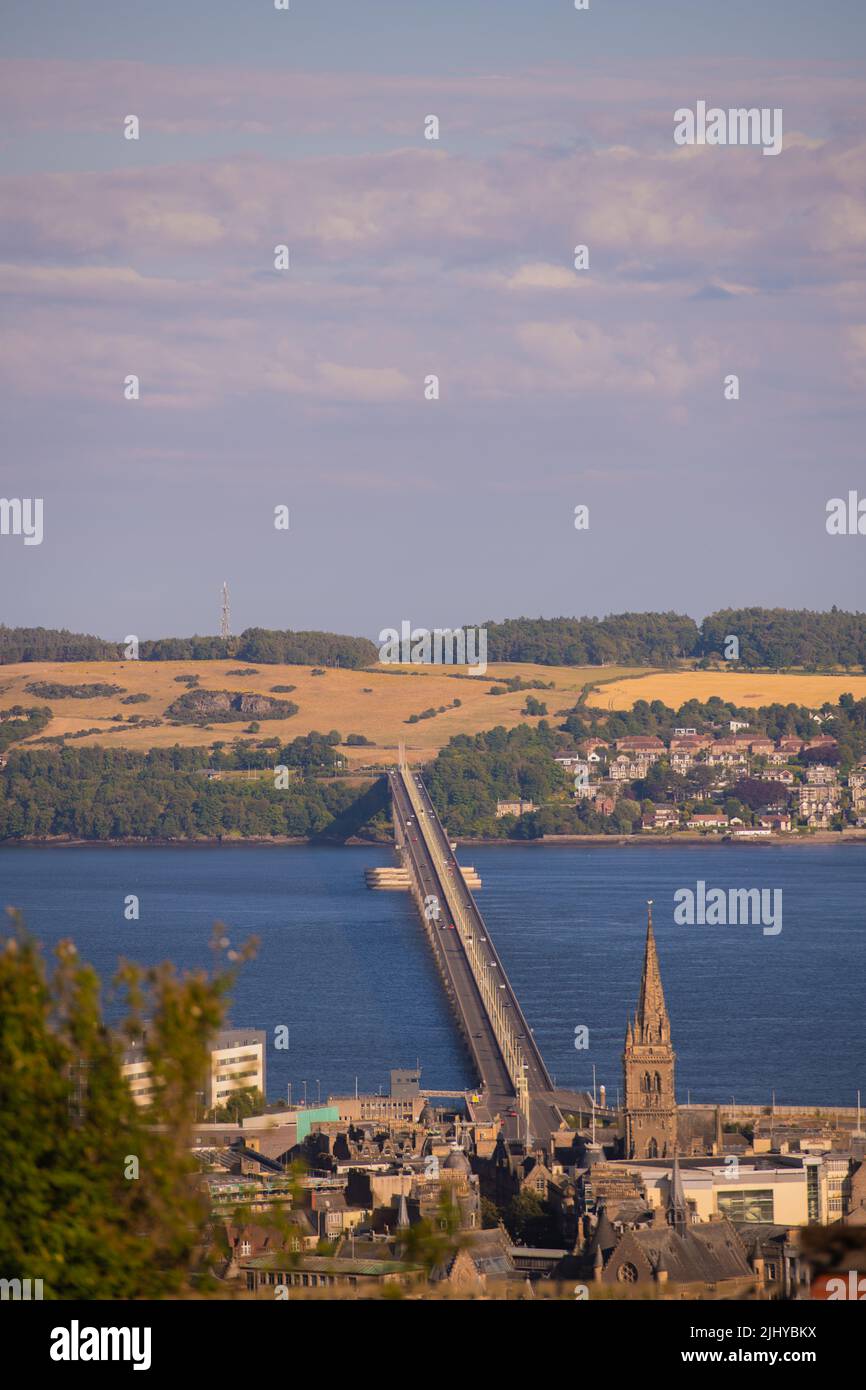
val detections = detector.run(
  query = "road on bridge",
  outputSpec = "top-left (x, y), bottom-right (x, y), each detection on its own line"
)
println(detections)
top-left (388, 767), bottom-right (563, 1147)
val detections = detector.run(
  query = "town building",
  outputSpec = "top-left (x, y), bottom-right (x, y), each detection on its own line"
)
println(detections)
top-left (669, 750), bottom-right (696, 773)
top-left (777, 737), bottom-right (805, 755)
top-left (327, 1070), bottom-right (427, 1126)
top-left (850, 769), bottom-right (866, 823)
top-left (568, 1157), bottom-right (756, 1294)
top-left (642, 805), bottom-right (679, 831)
top-left (614, 736), bottom-right (664, 762)
top-left (758, 813), bottom-right (792, 833)
top-left (805, 763), bottom-right (838, 786)
top-left (205, 1030), bottom-right (267, 1112)
top-left (669, 733), bottom-right (711, 753)
top-left (798, 784), bottom-right (842, 828)
top-left (495, 799), bottom-right (536, 818)
top-left (705, 741), bottom-right (748, 767)
top-left (686, 812), bottom-right (729, 830)
top-left (747, 737), bottom-right (775, 756)
top-left (120, 1027), bottom-right (266, 1110)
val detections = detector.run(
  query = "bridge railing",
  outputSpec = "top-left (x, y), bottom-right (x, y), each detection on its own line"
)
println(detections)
top-left (399, 768), bottom-right (529, 1106)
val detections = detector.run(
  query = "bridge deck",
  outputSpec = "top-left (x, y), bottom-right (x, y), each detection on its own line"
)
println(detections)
top-left (388, 767), bottom-right (562, 1145)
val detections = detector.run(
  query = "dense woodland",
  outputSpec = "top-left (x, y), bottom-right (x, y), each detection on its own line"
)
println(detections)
top-left (0, 737), bottom-right (366, 841)
top-left (475, 608), bottom-right (866, 668)
top-left (476, 612), bottom-right (700, 665)
top-left (2, 608), bottom-right (866, 670)
top-left (0, 625), bottom-right (378, 668)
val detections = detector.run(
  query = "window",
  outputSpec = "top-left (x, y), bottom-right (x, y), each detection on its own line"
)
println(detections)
top-left (717, 1189), bottom-right (774, 1223)
top-left (617, 1262), bottom-right (638, 1283)
top-left (807, 1166), bottom-right (820, 1222)
top-left (240, 1240), bottom-right (251, 1256)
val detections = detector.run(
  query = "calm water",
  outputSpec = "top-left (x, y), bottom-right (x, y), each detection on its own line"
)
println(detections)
top-left (1, 843), bottom-right (863, 1108)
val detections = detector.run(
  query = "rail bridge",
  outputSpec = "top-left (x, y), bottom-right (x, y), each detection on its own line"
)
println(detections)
top-left (387, 763), bottom-right (563, 1146)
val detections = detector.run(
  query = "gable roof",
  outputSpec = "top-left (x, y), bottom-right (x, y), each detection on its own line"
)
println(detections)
top-left (605, 1219), bottom-right (752, 1285)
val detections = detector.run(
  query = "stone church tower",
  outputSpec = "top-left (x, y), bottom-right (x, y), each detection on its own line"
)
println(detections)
top-left (622, 902), bottom-right (677, 1160)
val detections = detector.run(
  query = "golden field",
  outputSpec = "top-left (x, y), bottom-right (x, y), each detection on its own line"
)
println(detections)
top-left (6, 662), bottom-right (865, 765)
top-left (588, 669), bottom-right (866, 711)
top-left (0, 660), bottom-right (639, 766)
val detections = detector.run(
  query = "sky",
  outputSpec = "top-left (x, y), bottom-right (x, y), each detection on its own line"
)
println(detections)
top-left (1, 1), bottom-right (865, 642)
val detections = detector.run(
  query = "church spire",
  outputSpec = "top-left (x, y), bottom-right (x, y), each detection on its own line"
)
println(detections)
top-left (667, 1151), bottom-right (688, 1235)
top-left (635, 900), bottom-right (669, 1045)
top-left (622, 899), bottom-right (677, 1161)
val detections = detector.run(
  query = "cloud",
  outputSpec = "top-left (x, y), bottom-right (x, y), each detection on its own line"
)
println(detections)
top-left (511, 319), bottom-right (703, 397)
top-left (314, 362), bottom-right (410, 401)
top-left (506, 262), bottom-right (580, 291)
top-left (0, 58), bottom-right (864, 413)
top-left (4, 129), bottom-right (864, 290)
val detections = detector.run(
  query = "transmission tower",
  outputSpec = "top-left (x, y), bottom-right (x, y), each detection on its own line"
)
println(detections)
top-left (220, 582), bottom-right (230, 640)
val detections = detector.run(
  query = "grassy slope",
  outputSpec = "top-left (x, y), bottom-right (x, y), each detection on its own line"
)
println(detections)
top-left (0, 660), bottom-right (639, 766)
top-left (5, 662), bottom-right (864, 766)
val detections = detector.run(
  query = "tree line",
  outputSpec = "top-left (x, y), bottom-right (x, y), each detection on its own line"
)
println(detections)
top-left (472, 608), bottom-right (866, 668)
top-left (4, 608), bottom-right (866, 670)
top-left (0, 740), bottom-right (375, 842)
top-left (0, 625), bottom-right (378, 668)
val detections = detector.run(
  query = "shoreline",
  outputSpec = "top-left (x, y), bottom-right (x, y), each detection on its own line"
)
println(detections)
top-left (458, 830), bottom-right (866, 847)
top-left (2, 831), bottom-right (865, 850)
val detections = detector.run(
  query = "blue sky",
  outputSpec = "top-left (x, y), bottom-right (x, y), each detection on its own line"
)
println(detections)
top-left (1, 2), bottom-right (865, 641)
top-left (5, 1), bottom-right (866, 68)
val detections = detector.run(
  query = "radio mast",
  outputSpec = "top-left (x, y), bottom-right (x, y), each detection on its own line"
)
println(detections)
top-left (220, 582), bottom-right (230, 640)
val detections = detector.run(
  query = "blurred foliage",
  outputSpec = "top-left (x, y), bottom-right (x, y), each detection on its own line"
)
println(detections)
top-left (0, 912), bottom-right (255, 1298)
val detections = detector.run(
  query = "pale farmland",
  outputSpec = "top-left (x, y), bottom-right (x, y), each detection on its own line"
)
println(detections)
top-left (1, 660), bottom-right (639, 766)
top-left (587, 669), bottom-right (866, 711)
top-left (7, 662), bottom-right (866, 766)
